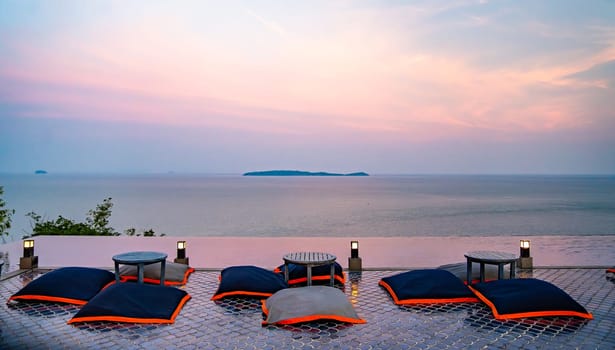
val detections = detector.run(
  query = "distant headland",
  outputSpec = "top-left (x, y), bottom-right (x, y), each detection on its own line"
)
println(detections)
top-left (243, 170), bottom-right (369, 177)
top-left (34, 170), bottom-right (48, 175)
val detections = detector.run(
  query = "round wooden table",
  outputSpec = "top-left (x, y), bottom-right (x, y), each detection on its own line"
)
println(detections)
top-left (113, 251), bottom-right (167, 286)
top-left (283, 252), bottom-right (337, 286)
top-left (464, 250), bottom-right (517, 285)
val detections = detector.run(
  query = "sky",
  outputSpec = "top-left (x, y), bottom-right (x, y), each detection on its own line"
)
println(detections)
top-left (1, 0), bottom-right (615, 175)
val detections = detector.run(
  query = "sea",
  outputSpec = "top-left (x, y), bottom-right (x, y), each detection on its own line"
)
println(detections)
top-left (1, 174), bottom-right (615, 240)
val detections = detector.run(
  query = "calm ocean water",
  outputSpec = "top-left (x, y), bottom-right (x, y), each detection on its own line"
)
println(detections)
top-left (1, 174), bottom-right (614, 240)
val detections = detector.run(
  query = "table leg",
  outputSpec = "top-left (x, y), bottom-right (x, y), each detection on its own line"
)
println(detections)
top-left (329, 263), bottom-right (335, 287)
top-left (307, 265), bottom-right (312, 286)
top-left (498, 263), bottom-right (504, 280)
top-left (137, 263), bottom-right (144, 284)
top-left (466, 259), bottom-right (472, 285)
top-left (479, 263), bottom-right (485, 283)
top-left (114, 261), bottom-right (120, 283)
top-left (160, 259), bottom-right (166, 286)
top-left (284, 262), bottom-right (289, 283)
top-left (510, 262), bottom-right (516, 279)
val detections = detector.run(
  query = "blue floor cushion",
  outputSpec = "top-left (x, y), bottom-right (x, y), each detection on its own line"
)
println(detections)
top-left (275, 262), bottom-right (346, 285)
top-left (262, 286), bottom-right (366, 325)
top-left (119, 261), bottom-right (195, 286)
top-left (468, 278), bottom-right (593, 320)
top-left (8, 267), bottom-right (115, 305)
top-left (379, 269), bottom-right (479, 305)
top-left (211, 265), bottom-right (288, 300)
top-left (68, 283), bottom-right (191, 324)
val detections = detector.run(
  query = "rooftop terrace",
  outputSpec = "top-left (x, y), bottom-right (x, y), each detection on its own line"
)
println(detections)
top-left (1, 268), bottom-right (614, 349)
top-left (1, 236), bottom-right (614, 349)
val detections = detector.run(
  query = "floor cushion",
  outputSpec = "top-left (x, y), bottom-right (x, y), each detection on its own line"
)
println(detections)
top-left (8, 267), bottom-right (115, 305)
top-left (119, 261), bottom-right (195, 286)
top-left (379, 269), bottom-right (479, 305)
top-left (468, 278), bottom-right (593, 320)
top-left (275, 262), bottom-right (346, 285)
top-left (262, 286), bottom-right (365, 325)
top-left (68, 283), bottom-right (190, 324)
top-left (211, 265), bottom-right (288, 300)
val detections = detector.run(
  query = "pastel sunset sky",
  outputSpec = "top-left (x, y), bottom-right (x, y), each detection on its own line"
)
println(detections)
top-left (1, 0), bottom-right (614, 174)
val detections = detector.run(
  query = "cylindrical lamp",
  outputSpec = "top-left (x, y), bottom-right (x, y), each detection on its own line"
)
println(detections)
top-left (177, 241), bottom-right (186, 259)
top-left (20, 239), bottom-right (38, 269)
top-left (520, 240), bottom-right (530, 258)
top-left (23, 240), bottom-right (34, 258)
top-left (348, 240), bottom-right (362, 271)
top-left (351, 241), bottom-right (359, 259)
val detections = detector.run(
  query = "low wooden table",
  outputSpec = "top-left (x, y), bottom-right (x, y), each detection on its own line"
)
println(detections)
top-left (464, 250), bottom-right (517, 285)
top-left (283, 252), bottom-right (337, 286)
top-left (112, 251), bottom-right (167, 286)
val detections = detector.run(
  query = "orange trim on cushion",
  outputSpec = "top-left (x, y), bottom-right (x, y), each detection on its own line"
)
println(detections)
top-left (467, 285), bottom-right (593, 320)
top-left (287, 274), bottom-right (346, 285)
top-left (211, 290), bottom-right (274, 301)
top-left (8, 295), bottom-right (88, 305)
top-left (261, 299), bottom-right (269, 315)
top-left (68, 315), bottom-right (175, 324)
top-left (379, 280), bottom-right (401, 304)
top-left (395, 297), bottom-right (479, 305)
top-left (67, 294), bottom-right (191, 325)
top-left (379, 280), bottom-right (478, 305)
top-left (120, 267), bottom-right (195, 286)
top-left (263, 314), bottom-right (366, 325)
top-left (170, 294), bottom-right (192, 321)
top-left (260, 300), bottom-right (365, 325)
top-left (273, 268), bottom-right (346, 284)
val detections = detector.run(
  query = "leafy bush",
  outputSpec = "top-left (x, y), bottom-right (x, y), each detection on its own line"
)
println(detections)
top-left (0, 186), bottom-right (15, 242)
top-left (26, 197), bottom-right (164, 237)
top-left (26, 198), bottom-right (119, 237)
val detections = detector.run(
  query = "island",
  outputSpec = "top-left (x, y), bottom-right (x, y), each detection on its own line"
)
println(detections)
top-left (34, 170), bottom-right (48, 175)
top-left (243, 170), bottom-right (369, 176)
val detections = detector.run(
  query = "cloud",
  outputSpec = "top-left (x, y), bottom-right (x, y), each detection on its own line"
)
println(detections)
top-left (242, 6), bottom-right (289, 38)
top-left (1, 0), bottom-right (614, 174)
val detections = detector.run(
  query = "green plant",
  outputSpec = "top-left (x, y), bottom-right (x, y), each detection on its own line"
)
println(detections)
top-left (124, 227), bottom-right (166, 237)
top-left (85, 197), bottom-right (115, 236)
top-left (26, 197), bottom-right (165, 237)
top-left (26, 198), bottom-right (119, 237)
top-left (0, 186), bottom-right (15, 243)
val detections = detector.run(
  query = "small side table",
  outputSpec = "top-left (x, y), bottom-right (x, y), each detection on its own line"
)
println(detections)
top-left (464, 250), bottom-right (517, 285)
top-left (283, 252), bottom-right (337, 286)
top-left (113, 251), bottom-right (167, 286)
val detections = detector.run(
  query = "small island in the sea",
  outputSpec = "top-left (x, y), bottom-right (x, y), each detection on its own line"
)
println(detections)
top-left (243, 170), bottom-right (369, 176)
top-left (34, 170), bottom-right (48, 175)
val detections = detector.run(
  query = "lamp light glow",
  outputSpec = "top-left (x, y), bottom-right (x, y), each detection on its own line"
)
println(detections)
top-left (351, 241), bottom-right (359, 259)
top-left (177, 241), bottom-right (186, 259)
top-left (520, 240), bottom-right (530, 258)
top-left (23, 240), bottom-right (34, 258)
top-left (348, 240), bottom-right (362, 271)
top-left (20, 239), bottom-right (38, 269)
top-left (518, 239), bottom-right (533, 269)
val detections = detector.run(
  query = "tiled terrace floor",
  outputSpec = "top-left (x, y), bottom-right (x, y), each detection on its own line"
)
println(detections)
top-left (1, 268), bottom-right (614, 349)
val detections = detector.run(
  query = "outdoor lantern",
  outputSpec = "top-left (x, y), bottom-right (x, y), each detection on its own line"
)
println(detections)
top-left (351, 241), bottom-right (359, 259)
top-left (174, 240), bottom-right (189, 265)
top-left (177, 241), bottom-right (186, 259)
top-left (518, 239), bottom-right (533, 269)
top-left (348, 240), bottom-right (362, 272)
top-left (19, 239), bottom-right (38, 269)
top-left (520, 240), bottom-right (530, 258)
top-left (23, 240), bottom-right (34, 258)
